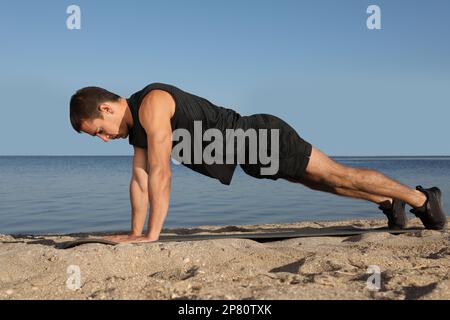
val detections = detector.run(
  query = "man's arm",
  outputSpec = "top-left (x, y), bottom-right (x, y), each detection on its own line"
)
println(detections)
top-left (139, 90), bottom-right (174, 240)
top-left (130, 146), bottom-right (149, 236)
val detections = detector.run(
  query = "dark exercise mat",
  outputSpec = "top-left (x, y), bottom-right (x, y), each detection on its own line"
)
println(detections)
top-left (58, 226), bottom-right (425, 249)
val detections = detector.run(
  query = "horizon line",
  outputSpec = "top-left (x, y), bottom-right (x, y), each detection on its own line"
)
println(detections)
top-left (1, 155), bottom-right (450, 158)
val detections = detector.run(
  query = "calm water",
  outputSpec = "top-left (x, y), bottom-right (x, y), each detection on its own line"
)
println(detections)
top-left (0, 156), bottom-right (449, 235)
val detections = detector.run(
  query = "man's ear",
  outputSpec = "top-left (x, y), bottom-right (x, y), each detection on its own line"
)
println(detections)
top-left (98, 103), bottom-right (113, 114)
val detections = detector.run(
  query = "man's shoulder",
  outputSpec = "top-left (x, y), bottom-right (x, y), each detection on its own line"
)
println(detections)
top-left (129, 82), bottom-right (175, 99)
top-left (138, 88), bottom-right (176, 125)
top-left (142, 88), bottom-right (170, 102)
top-left (141, 82), bottom-right (179, 93)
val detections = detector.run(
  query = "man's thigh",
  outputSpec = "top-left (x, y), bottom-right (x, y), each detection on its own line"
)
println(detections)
top-left (301, 146), bottom-right (349, 187)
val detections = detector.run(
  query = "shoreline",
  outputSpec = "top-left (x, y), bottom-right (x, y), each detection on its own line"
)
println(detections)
top-left (1, 218), bottom-right (449, 300)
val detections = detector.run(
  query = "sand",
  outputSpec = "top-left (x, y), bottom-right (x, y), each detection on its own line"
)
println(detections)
top-left (1, 218), bottom-right (449, 300)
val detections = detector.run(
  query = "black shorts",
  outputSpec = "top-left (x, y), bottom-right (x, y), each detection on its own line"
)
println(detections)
top-left (235, 114), bottom-right (312, 181)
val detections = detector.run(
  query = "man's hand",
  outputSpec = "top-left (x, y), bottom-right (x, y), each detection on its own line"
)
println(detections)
top-left (103, 234), bottom-right (158, 243)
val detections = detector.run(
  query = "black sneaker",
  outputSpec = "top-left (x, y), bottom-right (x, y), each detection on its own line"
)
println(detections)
top-left (410, 186), bottom-right (448, 230)
top-left (378, 199), bottom-right (407, 230)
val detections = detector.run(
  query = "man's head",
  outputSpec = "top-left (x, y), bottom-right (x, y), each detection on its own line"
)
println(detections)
top-left (70, 87), bottom-right (132, 142)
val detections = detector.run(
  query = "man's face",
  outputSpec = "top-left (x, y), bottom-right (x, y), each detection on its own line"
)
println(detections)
top-left (80, 103), bottom-right (129, 142)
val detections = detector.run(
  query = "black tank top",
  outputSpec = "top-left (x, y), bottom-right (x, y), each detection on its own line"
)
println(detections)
top-left (126, 82), bottom-right (242, 185)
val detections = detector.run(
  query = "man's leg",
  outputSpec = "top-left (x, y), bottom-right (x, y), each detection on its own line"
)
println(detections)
top-left (294, 146), bottom-right (427, 209)
top-left (285, 176), bottom-right (393, 209)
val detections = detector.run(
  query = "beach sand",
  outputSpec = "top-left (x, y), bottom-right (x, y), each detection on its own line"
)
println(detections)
top-left (1, 218), bottom-right (449, 300)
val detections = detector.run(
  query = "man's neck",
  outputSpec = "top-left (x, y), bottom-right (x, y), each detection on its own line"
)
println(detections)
top-left (121, 98), bottom-right (134, 128)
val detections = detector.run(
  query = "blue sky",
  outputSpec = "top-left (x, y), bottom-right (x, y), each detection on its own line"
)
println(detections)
top-left (0, 0), bottom-right (449, 156)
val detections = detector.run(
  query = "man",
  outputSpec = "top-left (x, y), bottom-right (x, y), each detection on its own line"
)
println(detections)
top-left (69, 82), bottom-right (447, 243)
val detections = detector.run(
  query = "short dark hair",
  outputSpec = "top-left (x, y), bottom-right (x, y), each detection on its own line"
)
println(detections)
top-left (69, 87), bottom-right (121, 133)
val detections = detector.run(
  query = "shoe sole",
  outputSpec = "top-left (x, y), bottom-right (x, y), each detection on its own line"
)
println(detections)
top-left (384, 199), bottom-right (407, 230)
top-left (427, 187), bottom-right (448, 230)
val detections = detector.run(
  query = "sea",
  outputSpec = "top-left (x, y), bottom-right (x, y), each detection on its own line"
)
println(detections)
top-left (0, 156), bottom-right (449, 235)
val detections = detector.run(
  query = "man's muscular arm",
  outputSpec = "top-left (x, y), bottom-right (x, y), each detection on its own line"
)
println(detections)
top-left (139, 90), bottom-right (174, 240)
top-left (103, 90), bottom-right (174, 244)
top-left (130, 146), bottom-right (149, 236)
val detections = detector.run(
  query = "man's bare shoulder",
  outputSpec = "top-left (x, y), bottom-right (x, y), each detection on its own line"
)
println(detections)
top-left (140, 89), bottom-right (175, 119)
top-left (138, 89), bottom-right (175, 135)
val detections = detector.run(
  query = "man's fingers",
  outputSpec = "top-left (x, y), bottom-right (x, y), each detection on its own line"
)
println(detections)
top-left (120, 236), bottom-right (155, 244)
top-left (102, 235), bottom-right (156, 244)
top-left (103, 234), bottom-right (128, 241)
